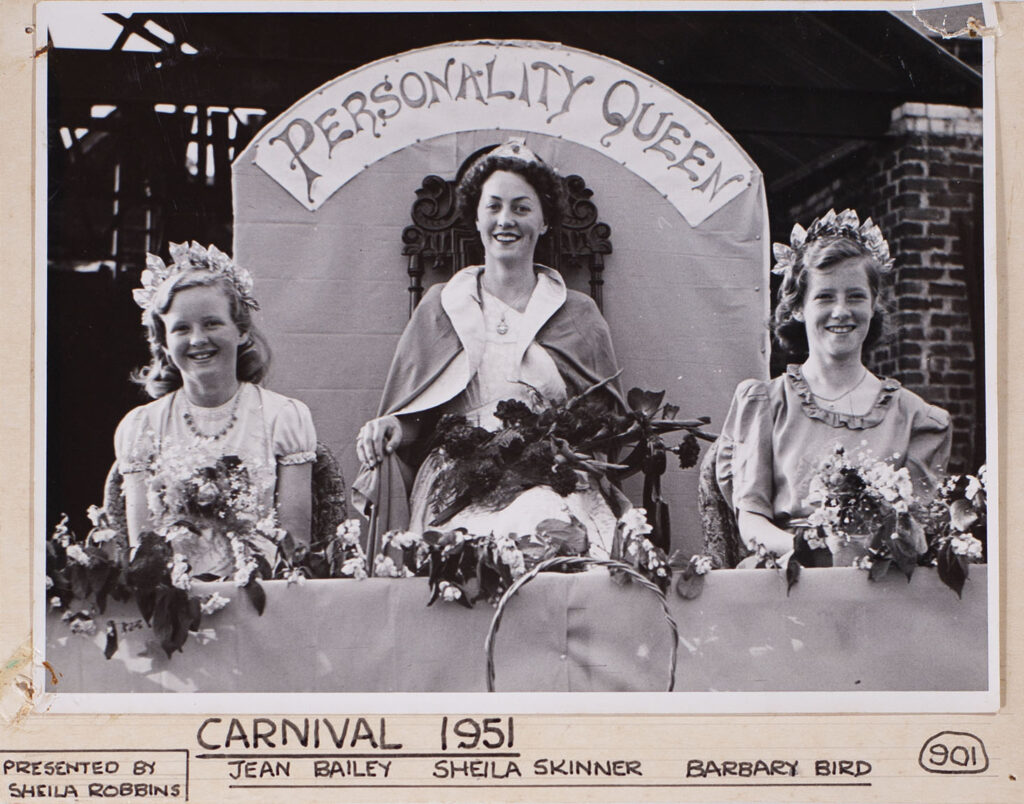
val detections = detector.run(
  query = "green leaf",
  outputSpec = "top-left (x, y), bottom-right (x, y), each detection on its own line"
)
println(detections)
top-left (868, 557), bottom-right (893, 582)
top-left (187, 595), bottom-right (202, 632)
top-left (626, 388), bottom-right (664, 417)
top-left (936, 542), bottom-right (967, 598)
top-left (71, 565), bottom-right (91, 601)
top-left (786, 558), bottom-right (802, 596)
top-left (135, 588), bottom-right (156, 625)
top-left (949, 498), bottom-right (980, 534)
top-left (103, 621), bottom-right (118, 660)
top-left (886, 530), bottom-right (919, 582)
top-left (244, 578), bottom-right (266, 616)
top-left (453, 582), bottom-right (474, 610)
top-left (535, 516), bottom-right (589, 556)
top-left (675, 566), bottom-right (705, 600)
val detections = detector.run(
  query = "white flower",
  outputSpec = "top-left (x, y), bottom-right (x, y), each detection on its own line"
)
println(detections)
top-left (69, 616), bottom-right (96, 636)
top-left (439, 581), bottom-right (462, 602)
top-left (200, 592), bottom-right (231, 615)
top-left (53, 514), bottom-right (71, 548)
top-left (48, 596), bottom-right (63, 610)
top-left (164, 523), bottom-right (194, 544)
top-left (90, 528), bottom-right (119, 545)
top-left (86, 504), bottom-right (104, 527)
top-left (336, 518), bottom-right (362, 546)
top-left (282, 567), bottom-right (306, 586)
top-left (169, 554), bottom-right (192, 591)
top-left (965, 474), bottom-right (983, 503)
top-left (618, 508), bottom-right (653, 539)
top-left (45, 575), bottom-right (54, 590)
top-left (382, 530), bottom-right (419, 550)
top-left (340, 556), bottom-right (368, 580)
top-left (854, 555), bottom-right (874, 571)
top-left (255, 514), bottom-right (286, 542)
top-left (233, 559), bottom-right (257, 587)
top-left (950, 534), bottom-right (984, 561)
top-left (691, 555), bottom-right (713, 575)
top-left (65, 544), bottom-right (91, 566)
top-left (373, 554), bottom-right (403, 578)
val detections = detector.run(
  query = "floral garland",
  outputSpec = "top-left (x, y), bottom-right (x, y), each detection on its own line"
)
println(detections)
top-left (47, 511), bottom-right (373, 659)
top-left (372, 507), bottom-right (711, 607)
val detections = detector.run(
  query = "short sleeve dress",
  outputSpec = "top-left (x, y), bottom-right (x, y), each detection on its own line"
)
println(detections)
top-left (114, 382), bottom-right (317, 576)
top-left (716, 364), bottom-right (951, 535)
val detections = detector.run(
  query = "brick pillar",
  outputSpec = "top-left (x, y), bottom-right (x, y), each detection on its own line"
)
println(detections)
top-left (778, 102), bottom-right (983, 472)
top-left (872, 103), bottom-right (984, 472)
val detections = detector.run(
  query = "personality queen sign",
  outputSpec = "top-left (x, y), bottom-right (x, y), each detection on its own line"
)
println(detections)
top-left (251, 39), bottom-right (755, 227)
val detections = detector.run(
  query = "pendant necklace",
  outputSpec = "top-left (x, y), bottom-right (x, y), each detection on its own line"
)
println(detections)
top-left (812, 369), bottom-right (869, 414)
top-left (492, 282), bottom-right (535, 335)
top-left (182, 386), bottom-right (243, 442)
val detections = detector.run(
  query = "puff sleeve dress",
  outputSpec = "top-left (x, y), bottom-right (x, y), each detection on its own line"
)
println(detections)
top-left (716, 364), bottom-right (951, 536)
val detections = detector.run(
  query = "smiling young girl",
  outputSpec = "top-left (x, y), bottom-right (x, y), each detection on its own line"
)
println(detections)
top-left (115, 242), bottom-right (316, 577)
top-left (714, 210), bottom-right (951, 564)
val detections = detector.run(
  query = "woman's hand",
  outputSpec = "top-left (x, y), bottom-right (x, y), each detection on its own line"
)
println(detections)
top-left (357, 415), bottom-right (404, 468)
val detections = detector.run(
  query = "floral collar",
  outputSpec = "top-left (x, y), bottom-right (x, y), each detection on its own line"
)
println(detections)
top-left (786, 364), bottom-right (901, 430)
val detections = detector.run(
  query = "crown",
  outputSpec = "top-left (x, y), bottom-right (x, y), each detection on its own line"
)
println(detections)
top-left (488, 136), bottom-right (545, 166)
top-left (133, 241), bottom-right (259, 318)
top-left (771, 209), bottom-right (894, 282)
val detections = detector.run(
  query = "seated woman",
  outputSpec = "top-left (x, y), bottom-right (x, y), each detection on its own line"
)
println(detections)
top-left (353, 138), bottom-right (625, 554)
top-left (115, 241), bottom-right (317, 578)
top-left (715, 209), bottom-right (951, 566)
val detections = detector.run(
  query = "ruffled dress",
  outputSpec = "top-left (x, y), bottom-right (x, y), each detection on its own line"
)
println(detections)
top-left (114, 382), bottom-right (317, 576)
top-left (716, 364), bottom-right (951, 533)
top-left (406, 285), bottom-right (620, 555)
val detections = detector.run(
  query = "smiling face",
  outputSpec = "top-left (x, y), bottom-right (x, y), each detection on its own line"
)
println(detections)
top-left (799, 257), bottom-right (875, 362)
top-left (475, 170), bottom-right (547, 266)
top-left (160, 283), bottom-right (245, 392)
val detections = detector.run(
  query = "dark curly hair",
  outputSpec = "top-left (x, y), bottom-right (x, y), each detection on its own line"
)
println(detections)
top-left (132, 269), bottom-right (271, 399)
top-left (456, 151), bottom-right (565, 230)
top-left (772, 235), bottom-right (888, 356)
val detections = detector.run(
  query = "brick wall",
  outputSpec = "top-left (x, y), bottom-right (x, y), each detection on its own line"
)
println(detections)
top-left (776, 103), bottom-right (984, 472)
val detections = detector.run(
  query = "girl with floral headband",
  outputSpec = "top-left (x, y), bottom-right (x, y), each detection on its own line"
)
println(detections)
top-left (713, 209), bottom-right (951, 566)
top-left (115, 242), bottom-right (317, 578)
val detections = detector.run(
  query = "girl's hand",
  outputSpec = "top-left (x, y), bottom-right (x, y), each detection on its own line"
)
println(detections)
top-left (357, 415), bottom-right (403, 468)
top-left (736, 510), bottom-right (796, 559)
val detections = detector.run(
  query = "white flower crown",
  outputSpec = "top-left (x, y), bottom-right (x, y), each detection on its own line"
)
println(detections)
top-left (133, 241), bottom-right (258, 319)
top-left (772, 209), bottom-right (894, 284)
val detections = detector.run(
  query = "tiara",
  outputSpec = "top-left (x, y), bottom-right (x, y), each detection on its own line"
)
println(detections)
top-left (771, 209), bottom-right (894, 281)
top-left (488, 136), bottom-right (545, 166)
top-left (132, 241), bottom-right (259, 317)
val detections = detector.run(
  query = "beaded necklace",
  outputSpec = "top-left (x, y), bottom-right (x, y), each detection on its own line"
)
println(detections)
top-left (181, 386), bottom-right (243, 442)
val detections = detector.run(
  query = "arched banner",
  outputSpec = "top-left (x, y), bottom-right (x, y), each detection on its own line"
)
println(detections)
top-left (250, 40), bottom-right (756, 226)
top-left (234, 39), bottom-right (768, 559)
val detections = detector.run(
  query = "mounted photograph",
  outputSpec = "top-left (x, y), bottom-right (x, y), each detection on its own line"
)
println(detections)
top-left (37, 1), bottom-right (996, 710)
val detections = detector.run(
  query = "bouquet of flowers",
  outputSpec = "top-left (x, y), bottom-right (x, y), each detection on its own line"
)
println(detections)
top-left (918, 467), bottom-right (987, 597)
top-left (427, 379), bottom-right (712, 551)
top-left (803, 444), bottom-right (926, 577)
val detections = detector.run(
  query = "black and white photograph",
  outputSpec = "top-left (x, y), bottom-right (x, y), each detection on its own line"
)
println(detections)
top-left (37, 0), bottom-right (996, 709)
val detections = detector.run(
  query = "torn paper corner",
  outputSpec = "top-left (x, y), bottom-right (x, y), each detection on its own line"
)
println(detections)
top-left (1, 638), bottom-right (51, 727)
top-left (912, 9), bottom-right (999, 40)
